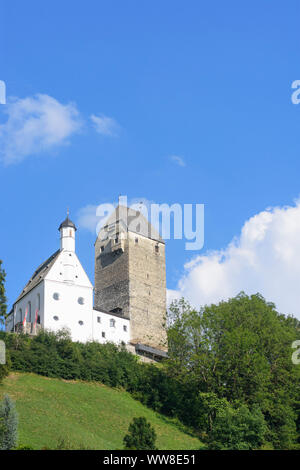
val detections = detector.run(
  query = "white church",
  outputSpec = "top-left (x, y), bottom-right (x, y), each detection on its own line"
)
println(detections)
top-left (5, 214), bottom-right (130, 345)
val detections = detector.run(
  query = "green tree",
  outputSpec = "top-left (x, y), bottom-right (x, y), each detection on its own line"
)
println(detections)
top-left (123, 417), bottom-right (157, 450)
top-left (0, 260), bottom-right (7, 326)
top-left (0, 395), bottom-right (18, 450)
top-left (207, 404), bottom-right (267, 450)
top-left (167, 293), bottom-right (300, 448)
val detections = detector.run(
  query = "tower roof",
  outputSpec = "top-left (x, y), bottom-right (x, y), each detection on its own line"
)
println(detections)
top-left (58, 215), bottom-right (77, 231)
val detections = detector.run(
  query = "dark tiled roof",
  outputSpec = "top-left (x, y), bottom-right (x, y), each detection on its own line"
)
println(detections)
top-left (135, 343), bottom-right (168, 358)
top-left (58, 216), bottom-right (77, 231)
top-left (15, 250), bottom-right (60, 304)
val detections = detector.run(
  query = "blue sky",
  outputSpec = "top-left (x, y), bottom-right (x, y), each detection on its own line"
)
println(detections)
top-left (2, 1), bottom-right (300, 317)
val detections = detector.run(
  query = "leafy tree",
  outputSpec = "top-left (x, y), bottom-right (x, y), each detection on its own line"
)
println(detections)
top-left (207, 404), bottom-right (267, 450)
top-left (0, 260), bottom-right (7, 326)
top-left (0, 394), bottom-right (18, 450)
top-left (167, 293), bottom-right (300, 448)
top-left (123, 417), bottom-right (157, 450)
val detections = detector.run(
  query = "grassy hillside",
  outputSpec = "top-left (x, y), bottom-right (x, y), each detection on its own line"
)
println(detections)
top-left (0, 373), bottom-right (201, 450)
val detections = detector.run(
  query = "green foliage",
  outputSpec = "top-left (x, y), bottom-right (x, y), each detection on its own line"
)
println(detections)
top-left (15, 444), bottom-right (34, 450)
top-left (167, 294), bottom-right (300, 448)
top-left (2, 291), bottom-right (300, 449)
top-left (206, 403), bottom-right (267, 450)
top-left (0, 394), bottom-right (18, 450)
top-left (123, 417), bottom-right (157, 450)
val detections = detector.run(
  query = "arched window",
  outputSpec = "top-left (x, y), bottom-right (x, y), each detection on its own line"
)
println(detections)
top-left (27, 302), bottom-right (32, 322)
top-left (17, 308), bottom-right (22, 323)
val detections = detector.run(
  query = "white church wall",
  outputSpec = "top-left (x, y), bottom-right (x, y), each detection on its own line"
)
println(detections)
top-left (46, 251), bottom-right (93, 289)
top-left (44, 279), bottom-right (94, 343)
top-left (12, 283), bottom-right (44, 331)
top-left (92, 310), bottom-right (130, 344)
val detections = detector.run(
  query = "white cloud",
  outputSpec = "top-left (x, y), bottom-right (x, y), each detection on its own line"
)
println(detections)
top-left (90, 114), bottom-right (119, 137)
top-left (77, 205), bottom-right (101, 233)
top-left (169, 199), bottom-right (300, 319)
top-left (0, 94), bottom-right (82, 164)
top-left (169, 155), bottom-right (186, 167)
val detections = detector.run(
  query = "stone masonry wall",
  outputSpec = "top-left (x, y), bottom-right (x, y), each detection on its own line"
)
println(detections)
top-left (128, 232), bottom-right (167, 349)
top-left (94, 227), bottom-right (167, 350)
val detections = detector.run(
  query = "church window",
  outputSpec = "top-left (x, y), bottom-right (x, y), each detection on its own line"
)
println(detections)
top-left (102, 331), bottom-right (105, 338)
top-left (135, 237), bottom-right (138, 244)
top-left (110, 319), bottom-right (116, 328)
top-left (37, 293), bottom-right (41, 310)
top-left (53, 316), bottom-right (59, 321)
top-left (78, 297), bottom-right (85, 305)
top-left (123, 325), bottom-right (127, 332)
top-left (115, 237), bottom-right (119, 244)
top-left (27, 302), bottom-right (32, 322)
top-left (97, 316), bottom-right (101, 323)
top-left (155, 245), bottom-right (159, 253)
top-left (101, 246), bottom-right (104, 252)
top-left (78, 320), bottom-right (84, 326)
top-left (17, 308), bottom-right (22, 323)
top-left (53, 292), bottom-right (60, 301)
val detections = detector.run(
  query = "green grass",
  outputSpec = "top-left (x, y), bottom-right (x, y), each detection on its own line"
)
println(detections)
top-left (0, 373), bottom-right (202, 450)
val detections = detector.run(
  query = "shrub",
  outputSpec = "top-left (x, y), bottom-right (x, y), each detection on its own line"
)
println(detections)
top-left (0, 394), bottom-right (18, 450)
top-left (123, 417), bottom-right (157, 450)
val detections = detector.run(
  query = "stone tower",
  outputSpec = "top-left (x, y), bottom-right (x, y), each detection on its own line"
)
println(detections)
top-left (94, 205), bottom-right (167, 350)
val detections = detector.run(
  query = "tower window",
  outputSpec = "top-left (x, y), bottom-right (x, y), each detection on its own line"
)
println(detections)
top-left (101, 246), bottom-right (104, 252)
top-left (97, 316), bottom-right (101, 323)
top-left (53, 316), bottom-right (59, 321)
top-left (110, 319), bottom-right (116, 328)
top-left (78, 297), bottom-right (85, 305)
top-left (135, 237), bottom-right (138, 244)
top-left (102, 331), bottom-right (105, 338)
top-left (123, 325), bottom-right (127, 332)
top-left (110, 307), bottom-right (122, 314)
top-left (115, 237), bottom-right (119, 244)
top-left (78, 320), bottom-right (84, 326)
top-left (53, 292), bottom-right (60, 301)
top-left (155, 245), bottom-right (159, 253)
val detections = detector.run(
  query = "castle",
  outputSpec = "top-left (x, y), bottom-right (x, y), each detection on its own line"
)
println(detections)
top-left (5, 205), bottom-right (167, 361)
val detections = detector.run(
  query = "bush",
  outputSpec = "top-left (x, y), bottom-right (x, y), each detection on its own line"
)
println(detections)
top-left (0, 394), bottom-right (18, 450)
top-left (123, 417), bottom-right (157, 450)
top-left (207, 404), bottom-right (267, 450)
